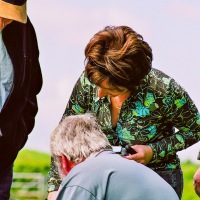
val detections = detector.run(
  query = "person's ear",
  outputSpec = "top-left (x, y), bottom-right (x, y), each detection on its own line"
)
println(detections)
top-left (61, 154), bottom-right (76, 175)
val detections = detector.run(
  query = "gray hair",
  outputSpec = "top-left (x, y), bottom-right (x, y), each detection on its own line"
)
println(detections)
top-left (50, 113), bottom-right (111, 176)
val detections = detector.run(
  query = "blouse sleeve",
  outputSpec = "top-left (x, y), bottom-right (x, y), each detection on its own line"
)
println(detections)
top-left (47, 72), bottom-right (93, 192)
top-left (149, 79), bottom-right (200, 162)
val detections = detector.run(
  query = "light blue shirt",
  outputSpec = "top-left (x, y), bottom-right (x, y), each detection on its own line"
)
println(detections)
top-left (0, 31), bottom-right (14, 111)
top-left (56, 151), bottom-right (179, 200)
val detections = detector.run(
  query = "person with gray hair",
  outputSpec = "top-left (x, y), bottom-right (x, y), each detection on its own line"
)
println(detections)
top-left (50, 113), bottom-right (179, 200)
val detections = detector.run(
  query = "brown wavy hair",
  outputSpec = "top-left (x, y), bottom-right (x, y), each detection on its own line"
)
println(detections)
top-left (85, 26), bottom-right (152, 91)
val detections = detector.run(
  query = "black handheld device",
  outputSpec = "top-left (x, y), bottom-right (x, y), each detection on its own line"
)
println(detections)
top-left (124, 144), bottom-right (137, 155)
top-left (112, 143), bottom-right (137, 156)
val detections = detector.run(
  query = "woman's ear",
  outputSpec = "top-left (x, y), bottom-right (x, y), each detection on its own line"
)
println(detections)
top-left (61, 154), bottom-right (76, 175)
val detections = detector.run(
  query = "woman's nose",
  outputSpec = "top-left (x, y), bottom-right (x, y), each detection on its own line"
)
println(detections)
top-left (98, 87), bottom-right (107, 98)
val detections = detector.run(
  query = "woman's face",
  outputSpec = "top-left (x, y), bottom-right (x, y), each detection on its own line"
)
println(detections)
top-left (0, 17), bottom-right (13, 30)
top-left (97, 79), bottom-right (128, 98)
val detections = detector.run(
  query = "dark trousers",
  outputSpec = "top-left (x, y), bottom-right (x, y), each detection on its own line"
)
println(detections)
top-left (156, 168), bottom-right (183, 199)
top-left (0, 164), bottom-right (13, 200)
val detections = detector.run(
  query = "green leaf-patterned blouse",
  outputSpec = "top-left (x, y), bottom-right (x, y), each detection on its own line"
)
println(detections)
top-left (47, 68), bottom-right (200, 192)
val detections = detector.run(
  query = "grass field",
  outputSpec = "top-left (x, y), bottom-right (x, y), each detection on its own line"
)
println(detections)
top-left (13, 149), bottom-right (200, 199)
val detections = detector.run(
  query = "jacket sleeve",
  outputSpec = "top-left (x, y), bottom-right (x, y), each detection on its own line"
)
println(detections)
top-left (47, 72), bottom-right (92, 192)
top-left (47, 157), bottom-right (62, 192)
top-left (149, 79), bottom-right (200, 163)
top-left (62, 71), bottom-right (92, 117)
top-left (20, 20), bottom-right (43, 136)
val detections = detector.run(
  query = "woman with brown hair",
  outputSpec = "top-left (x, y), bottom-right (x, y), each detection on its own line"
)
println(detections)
top-left (47, 26), bottom-right (200, 200)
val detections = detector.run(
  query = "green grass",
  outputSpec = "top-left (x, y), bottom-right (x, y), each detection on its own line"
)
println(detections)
top-left (13, 149), bottom-right (51, 175)
top-left (13, 149), bottom-right (200, 199)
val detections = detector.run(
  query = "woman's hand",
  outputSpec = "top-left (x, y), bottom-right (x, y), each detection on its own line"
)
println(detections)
top-left (123, 145), bottom-right (153, 165)
top-left (47, 191), bottom-right (58, 200)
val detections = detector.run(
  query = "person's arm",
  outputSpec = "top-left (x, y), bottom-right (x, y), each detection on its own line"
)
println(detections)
top-left (125, 79), bottom-right (200, 164)
top-left (22, 25), bottom-right (42, 133)
top-left (148, 79), bottom-right (200, 163)
top-left (193, 151), bottom-right (200, 197)
top-left (47, 72), bottom-right (93, 193)
top-left (194, 167), bottom-right (200, 197)
top-left (62, 71), bottom-right (93, 118)
top-left (47, 191), bottom-right (58, 200)
top-left (47, 157), bottom-right (62, 194)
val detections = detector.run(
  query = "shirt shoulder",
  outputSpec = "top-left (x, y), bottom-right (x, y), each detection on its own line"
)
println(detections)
top-left (147, 68), bottom-right (185, 96)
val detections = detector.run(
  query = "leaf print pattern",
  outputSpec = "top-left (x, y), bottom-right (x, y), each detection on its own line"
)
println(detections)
top-left (132, 102), bottom-right (150, 117)
top-left (48, 68), bottom-right (200, 191)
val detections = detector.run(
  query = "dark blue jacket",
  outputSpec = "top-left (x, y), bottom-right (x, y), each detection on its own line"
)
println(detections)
top-left (0, 17), bottom-right (42, 174)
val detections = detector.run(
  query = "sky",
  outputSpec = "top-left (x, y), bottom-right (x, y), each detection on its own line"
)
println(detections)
top-left (24, 0), bottom-right (200, 163)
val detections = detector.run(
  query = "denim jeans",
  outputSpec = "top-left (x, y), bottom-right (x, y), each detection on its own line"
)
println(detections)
top-left (0, 164), bottom-right (13, 200)
top-left (156, 168), bottom-right (183, 199)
